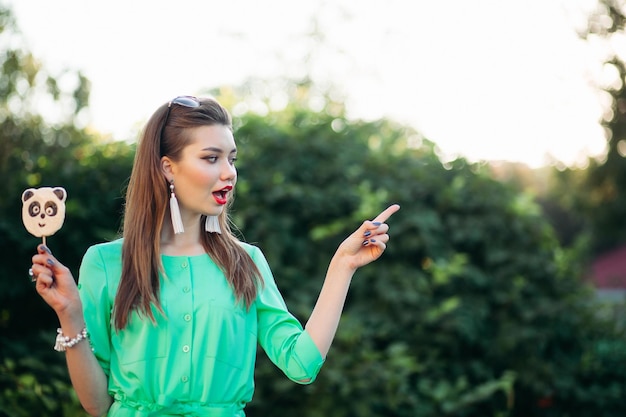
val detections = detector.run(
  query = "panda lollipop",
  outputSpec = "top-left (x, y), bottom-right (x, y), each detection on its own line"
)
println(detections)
top-left (22, 187), bottom-right (67, 246)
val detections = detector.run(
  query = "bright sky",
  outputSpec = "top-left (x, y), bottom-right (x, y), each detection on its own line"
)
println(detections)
top-left (8, 0), bottom-right (612, 168)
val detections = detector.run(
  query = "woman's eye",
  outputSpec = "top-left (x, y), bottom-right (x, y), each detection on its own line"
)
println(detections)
top-left (230, 157), bottom-right (238, 165)
top-left (204, 156), bottom-right (218, 163)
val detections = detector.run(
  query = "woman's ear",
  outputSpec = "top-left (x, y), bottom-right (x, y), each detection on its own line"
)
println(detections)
top-left (161, 156), bottom-right (174, 182)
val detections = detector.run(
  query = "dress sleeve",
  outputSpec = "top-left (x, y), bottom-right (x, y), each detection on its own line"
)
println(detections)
top-left (251, 247), bottom-right (325, 384)
top-left (78, 245), bottom-right (113, 377)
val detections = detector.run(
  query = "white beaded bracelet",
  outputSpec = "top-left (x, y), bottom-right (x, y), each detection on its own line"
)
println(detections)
top-left (54, 327), bottom-right (88, 352)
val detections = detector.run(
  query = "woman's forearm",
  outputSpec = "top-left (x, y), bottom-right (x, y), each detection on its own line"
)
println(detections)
top-left (304, 255), bottom-right (356, 358)
top-left (57, 311), bottom-right (112, 417)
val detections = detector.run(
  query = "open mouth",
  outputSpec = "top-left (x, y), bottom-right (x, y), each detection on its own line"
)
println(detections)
top-left (212, 185), bottom-right (233, 205)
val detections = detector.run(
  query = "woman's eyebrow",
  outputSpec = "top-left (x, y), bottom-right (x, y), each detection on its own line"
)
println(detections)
top-left (201, 147), bottom-right (237, 154)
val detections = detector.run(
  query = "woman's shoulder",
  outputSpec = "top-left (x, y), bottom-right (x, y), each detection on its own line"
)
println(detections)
top-left (79, 239), bottom-right (123, 289)
top-left (237, 240), bottom-right (262, 257)
top-left (236, 240), bottom-right (273, 272)
top-left (83, 237), bottom-right (123, 261)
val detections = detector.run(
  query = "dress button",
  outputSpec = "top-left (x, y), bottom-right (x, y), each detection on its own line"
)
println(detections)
top-left (183, 345), bottom-right (190, 353)
top-left (183, 286), bottom-right (190, 293)
top-left (184, 314), bottom-right (191, 322)
top-left (181, 261), bottom-right (188, 268)
top-left (181, 376), bottom-right (189, 383)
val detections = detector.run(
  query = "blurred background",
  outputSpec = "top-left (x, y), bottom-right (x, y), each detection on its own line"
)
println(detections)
top-left (1, 1), bottom-right (626, 416)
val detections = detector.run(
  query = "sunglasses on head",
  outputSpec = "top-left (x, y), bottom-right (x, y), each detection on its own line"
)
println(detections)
top-left (160, 95), bottom-right (201, 141)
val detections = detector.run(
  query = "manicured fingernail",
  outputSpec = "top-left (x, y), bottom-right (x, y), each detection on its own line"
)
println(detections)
top-left (363, 230), bottom-right (371, 237)
top-left (362, 240), bottom-right (370, 246)
top-left (370, 239), bottom-right (377, 243)
top-left (372, 222), bottom-right (381, 226)
top-left (46, 259), bottom-right (55, 266)
top-left (40, 245), bottom-right (51, 254)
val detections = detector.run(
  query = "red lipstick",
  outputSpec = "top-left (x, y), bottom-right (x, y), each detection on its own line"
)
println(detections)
top-left (213, 185), bottom-right (233, 205)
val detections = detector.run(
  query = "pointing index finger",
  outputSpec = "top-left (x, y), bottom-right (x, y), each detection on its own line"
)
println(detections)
top-left (372, 204), bottom-right (400, 224)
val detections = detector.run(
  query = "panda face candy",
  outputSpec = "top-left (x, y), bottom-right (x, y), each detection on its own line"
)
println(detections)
top-left (22, 187), bottom-right (67, 238)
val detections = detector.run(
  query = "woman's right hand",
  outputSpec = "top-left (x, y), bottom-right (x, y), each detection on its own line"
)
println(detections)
top-left (31, 244), bottom-right (82, 317)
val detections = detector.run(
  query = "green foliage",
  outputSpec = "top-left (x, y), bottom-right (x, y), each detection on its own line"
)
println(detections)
top-left (2, 2), bottom-right (626, 416)
top-left (0, 4), bottom-right (133, 416)
top-left (224, 90), bottom-right (626, 417)
top-left (0, 333), bottom-right (85, 417)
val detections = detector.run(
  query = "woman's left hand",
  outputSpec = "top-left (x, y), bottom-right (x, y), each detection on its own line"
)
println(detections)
top-left (334, 204), bottom-right (400, 270)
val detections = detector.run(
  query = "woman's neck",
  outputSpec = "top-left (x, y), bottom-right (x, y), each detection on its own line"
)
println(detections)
top-left (160, 222), bottom-right (206, 256)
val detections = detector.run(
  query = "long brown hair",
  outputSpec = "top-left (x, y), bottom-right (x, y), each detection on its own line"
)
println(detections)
top-left (115, 97), bottom-right (262, 330)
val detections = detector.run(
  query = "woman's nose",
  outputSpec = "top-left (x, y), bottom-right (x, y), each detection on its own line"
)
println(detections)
top-left (221, 161), bottom-right (236, 180)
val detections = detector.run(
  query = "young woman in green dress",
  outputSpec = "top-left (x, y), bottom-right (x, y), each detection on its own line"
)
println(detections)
top-left (30, 96), bottom-right (400, 417)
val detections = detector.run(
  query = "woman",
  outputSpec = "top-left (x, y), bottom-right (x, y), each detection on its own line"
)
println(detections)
top-left (31, 96), bottom-right (400, 417)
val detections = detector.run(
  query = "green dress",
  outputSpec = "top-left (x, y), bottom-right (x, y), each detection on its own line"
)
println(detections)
top-left (78, 239), bottom-right (324, 417)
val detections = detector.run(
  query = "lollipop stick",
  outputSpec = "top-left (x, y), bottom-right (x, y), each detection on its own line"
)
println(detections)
top-left (42, 236), bottom-right (46, 246)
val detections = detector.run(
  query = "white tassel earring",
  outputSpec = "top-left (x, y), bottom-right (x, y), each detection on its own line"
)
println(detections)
top-left (205, 215), bottom-right (222, 234)
top-left (169, 181), bottom-right (185, 234)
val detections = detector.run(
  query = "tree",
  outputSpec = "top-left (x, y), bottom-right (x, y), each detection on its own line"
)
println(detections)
top-left (579, 0), bottom-right (626, 254)
top-left (213, 82), bottom-right (626, 417)
top-left (0, 4), bottom-right (134, 416)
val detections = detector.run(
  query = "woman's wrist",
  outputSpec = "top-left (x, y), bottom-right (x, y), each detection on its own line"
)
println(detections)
top-left (328, 255), bottom-right (357, 279)
top-left (56, 303), bottom-right (85, 331)
top-left (54, 327), bottom-right (89, 352)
